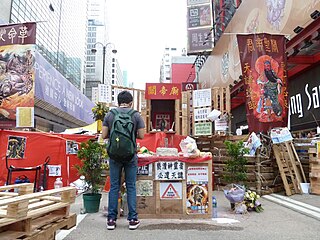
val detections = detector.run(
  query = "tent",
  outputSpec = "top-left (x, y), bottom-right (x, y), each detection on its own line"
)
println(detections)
top-left (0, 129), bottom-right (95, 190)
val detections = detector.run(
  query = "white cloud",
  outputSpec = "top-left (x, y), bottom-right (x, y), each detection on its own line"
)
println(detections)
top-left (107, 0), bottom-right (187, 89)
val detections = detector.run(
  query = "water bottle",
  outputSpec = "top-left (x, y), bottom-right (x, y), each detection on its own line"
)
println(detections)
top-left (122, 192), bottom-right (128, 217)
top-left (54, 178), bottom-right (63, 189)
top-left (212, 196), bottom-right (217, 218)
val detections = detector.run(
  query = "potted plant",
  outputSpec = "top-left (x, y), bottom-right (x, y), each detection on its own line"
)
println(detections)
top-left (223, 140), bottom-right (249, 209)
top-left (92, 102), bottom-right (109, 133)
top-left (75, 139), bottom-right (108, 213)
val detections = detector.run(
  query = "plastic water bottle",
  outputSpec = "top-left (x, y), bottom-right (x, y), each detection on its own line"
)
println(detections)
top-left (122, 192), bottom-right (128, 217)
top-left (54, 178), bottom-right (63, 189)
top-left (212, 196), bottom-right (218, 218)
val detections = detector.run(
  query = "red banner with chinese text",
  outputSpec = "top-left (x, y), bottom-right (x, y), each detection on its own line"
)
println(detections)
top-left (237, 34), bottom-right (288, 133)
top-left (145, 83), bottom-right (182, 99)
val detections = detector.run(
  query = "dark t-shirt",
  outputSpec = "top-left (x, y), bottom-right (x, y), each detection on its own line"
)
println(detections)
top-left (102, 107), bottom-right (145, 138)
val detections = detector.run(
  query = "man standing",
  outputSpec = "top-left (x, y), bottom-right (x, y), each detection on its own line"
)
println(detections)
top-left (102, 91), bottom-right (145, 230)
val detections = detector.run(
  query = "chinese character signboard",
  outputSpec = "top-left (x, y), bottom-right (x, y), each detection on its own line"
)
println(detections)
top-left (188, 4), bottom-right (212, 28)
top-left (237, 33), bottom-right (288, 133)
top-left (187, 166), bottom-right (208, 183)
top-left (145, 83), bottom-right (181, 100)
top-left (193, 88), bottom-right (211, 107)
top-left (155, 161), bottom-right (185, 180)
top-left (0, 22), bottom-right (36, 128)
top-left (194, 107), bottom-right (211, 121)
top-left (194, 122), bottom-right (212, 136)
top-left (188, 28), bottom-right (213, 53)
top-left (98, 84), bottom-right (111, 103)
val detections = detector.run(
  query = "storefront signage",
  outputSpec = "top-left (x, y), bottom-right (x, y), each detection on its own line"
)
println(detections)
top-left (187, 166), bottom-right (208, 183)
top-left (182, 82), bottom-right (198, 91)
top-left (160, 182), bottom-right (182, 199)
top-left (188, 4), bottom-right (212, 28)
top-left (289, 64), bottom-right (320, 130)
top-left (187, 0), bottom-right (210, 6)
top-left (194, 122), bottom-right (212, 136)
top-left (193, 88), bottom-right (211, 107)
top-left (145, 83), bottom-right (181, 100)
top-left (155, 161), bottom-right (185, 180)
top-left (187, 28), bottom-right (213, 53)
top-left (194, 107), bottom-right (211, 121)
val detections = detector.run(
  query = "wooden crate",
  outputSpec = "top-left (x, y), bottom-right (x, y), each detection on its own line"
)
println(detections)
top-left (0, 184), bottom-right (76, 240)
top-left (309, 148), bottom-right (320, 195)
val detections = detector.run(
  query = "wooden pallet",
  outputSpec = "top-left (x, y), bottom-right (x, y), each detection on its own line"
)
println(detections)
top-left (0, 184), bottom-right (76, 239)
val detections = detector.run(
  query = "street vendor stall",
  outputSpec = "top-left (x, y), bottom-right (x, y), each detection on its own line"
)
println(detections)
top-left (136, 132), bottom-right (213, 219)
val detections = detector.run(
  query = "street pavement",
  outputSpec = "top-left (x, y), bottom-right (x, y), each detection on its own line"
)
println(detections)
top-left (56, 190), bottom-right (320, 240)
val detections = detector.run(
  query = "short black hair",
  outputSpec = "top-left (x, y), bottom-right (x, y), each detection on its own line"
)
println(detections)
top-left (118, 90), bottom-right (133, 105)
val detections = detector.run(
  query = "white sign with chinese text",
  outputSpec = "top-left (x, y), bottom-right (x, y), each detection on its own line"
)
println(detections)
top-left (155, 161), bottom-right (185, 180)
top-left (194, 107), bottom-right (211, 121)
top-left (193, 88), bottom-right (211, 107)
top-left (98, 84), bottom-right (112, 103)
top-left (187, 166), bottom-right (208, 183)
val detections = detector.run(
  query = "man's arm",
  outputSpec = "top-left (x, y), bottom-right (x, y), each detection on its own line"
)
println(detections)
top-left (137, 128), bottom-right (145, 139)
top-left (102, 126), bottom-right (109, 139)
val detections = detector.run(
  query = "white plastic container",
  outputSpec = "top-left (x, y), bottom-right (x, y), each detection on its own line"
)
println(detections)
top-left (54, 178), bottom-right (63, 189)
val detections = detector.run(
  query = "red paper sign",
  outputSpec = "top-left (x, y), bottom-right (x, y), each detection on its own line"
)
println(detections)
top-left (237, 33), bottom-right (288, 133)
top-left (145, 83), bottom-right (181, 99)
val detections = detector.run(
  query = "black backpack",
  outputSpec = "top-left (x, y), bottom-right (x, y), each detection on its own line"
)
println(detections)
top-left (107, 108), bottom-right (137, 162)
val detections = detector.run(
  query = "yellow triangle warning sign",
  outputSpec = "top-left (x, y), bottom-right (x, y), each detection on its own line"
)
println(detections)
top-left (161, 183), bottom-right (180, 199)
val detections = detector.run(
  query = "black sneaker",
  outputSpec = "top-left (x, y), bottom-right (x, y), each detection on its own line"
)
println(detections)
top-left (129, 219), bottom-right (140, 230)
top-left (106, 219), bottom-right (116, 230)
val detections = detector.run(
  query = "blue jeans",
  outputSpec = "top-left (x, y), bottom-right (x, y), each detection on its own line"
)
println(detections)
top-left (108, 155), bottom-right (138, 221)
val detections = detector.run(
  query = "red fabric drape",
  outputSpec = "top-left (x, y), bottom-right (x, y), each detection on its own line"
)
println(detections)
top-left (0, 130), bottom-right (95, 189)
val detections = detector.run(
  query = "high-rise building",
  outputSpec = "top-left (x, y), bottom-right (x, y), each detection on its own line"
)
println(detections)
top-left (0, 0), bottom-right (93, 132)
top-left (85, 0), bottom-right (124, 102)
top-left (159, 47), bottom-right (185, 83)
top-left (8, 0), bottom-right (87, 90)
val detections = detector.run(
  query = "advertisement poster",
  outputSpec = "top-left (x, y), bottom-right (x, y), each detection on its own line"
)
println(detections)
top-left (186, 183), bottom-right (209, 214)
top-left (66, 140), bottom-right (79, 154)
top-left (136, 180), bottom-right (153, 197)
top-left (7, 135), bottom-right (26, 159)
top-left (237, 33), bottom-right (288, 133)
top-left (0, 22), bottom-right (36, 128)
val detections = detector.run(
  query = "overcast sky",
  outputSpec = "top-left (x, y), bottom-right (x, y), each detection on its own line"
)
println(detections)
top-left (107, 0), bottom-right (188, 89)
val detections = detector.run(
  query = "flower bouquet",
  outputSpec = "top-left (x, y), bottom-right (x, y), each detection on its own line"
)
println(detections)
top-left (244, 190), bottom-right (264, 213)
top-left (223, 184), bottom-right (245, 204)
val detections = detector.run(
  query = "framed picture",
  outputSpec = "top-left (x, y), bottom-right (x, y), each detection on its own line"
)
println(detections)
top-left (153, 113), bottom-right (171, 130)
